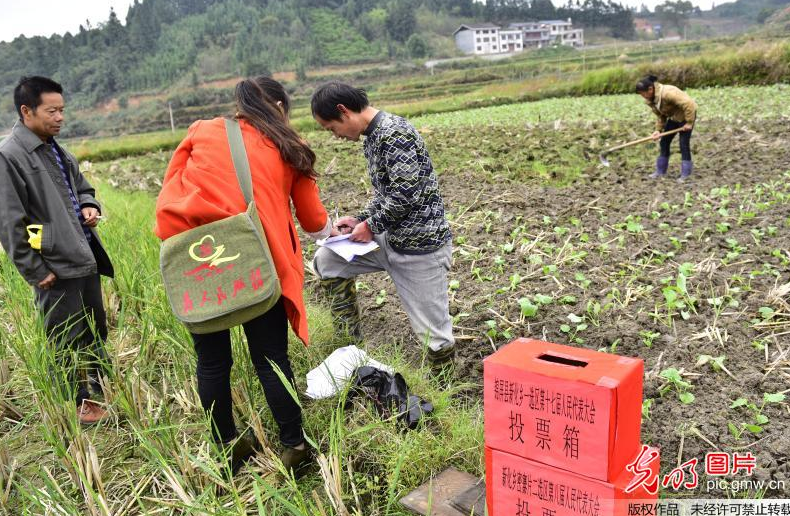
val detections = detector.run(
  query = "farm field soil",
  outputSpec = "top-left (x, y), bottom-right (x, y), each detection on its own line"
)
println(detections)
top-left (308, 118), bottom-right (790, 496)
top-left (86, 115), bottom-right (790, 497)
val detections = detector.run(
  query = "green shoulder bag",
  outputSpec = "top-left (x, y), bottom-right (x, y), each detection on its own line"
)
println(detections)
top-left (159, 118), bottom-right (282, 334)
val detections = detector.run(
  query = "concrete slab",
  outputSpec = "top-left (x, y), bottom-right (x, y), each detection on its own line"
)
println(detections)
top-left (449, 479), bottom-right (486, 516)
top-left (400, 467), bottom-right (482, 516)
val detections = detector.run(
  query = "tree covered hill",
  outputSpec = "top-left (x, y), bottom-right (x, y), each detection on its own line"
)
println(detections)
top-left (767, 4), bottom-right (790, 28)
top-left (709, 0), bottom-right (790, 22)
top-left (0, 0), bottom-right (635, 116)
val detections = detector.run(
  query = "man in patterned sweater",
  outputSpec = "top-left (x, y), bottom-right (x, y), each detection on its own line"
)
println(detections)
top-left (311, 81), bottom-right (455, 368)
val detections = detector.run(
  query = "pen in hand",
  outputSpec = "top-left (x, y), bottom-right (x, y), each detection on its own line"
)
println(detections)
top-left (333, 206), bottom-right (353, 235)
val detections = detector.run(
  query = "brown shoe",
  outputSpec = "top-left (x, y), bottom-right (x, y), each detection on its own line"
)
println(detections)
top-left (78, 399), bottom-right (109, 425)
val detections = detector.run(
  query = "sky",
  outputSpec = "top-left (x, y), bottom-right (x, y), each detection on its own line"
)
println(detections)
top-left (616, 0), bottom-right (725, 9)
top-left (0, 0), bottom-right (136, 43)
top-left (0, 0), bottom-right (731, 43)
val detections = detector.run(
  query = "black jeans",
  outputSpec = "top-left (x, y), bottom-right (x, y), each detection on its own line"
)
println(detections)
top-left (190, 299), bottom-right (303, 447)
top-left (34, 274), bottom-right (109, 406)
top-left (660, 119), bottom-right (693, 161)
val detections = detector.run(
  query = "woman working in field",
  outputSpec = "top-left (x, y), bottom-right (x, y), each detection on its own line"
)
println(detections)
top-left (154, 76), bottom-right (331, 475)
top-left (636, 75), bottom-right (697, 182)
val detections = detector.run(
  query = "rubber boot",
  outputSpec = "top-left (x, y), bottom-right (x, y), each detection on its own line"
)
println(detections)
top-left (320, 277), bottom-right (363, 342)
top-left (678, 160), bottom-right (693, 183)
top-left (650, 155), bottom-right (669, 179)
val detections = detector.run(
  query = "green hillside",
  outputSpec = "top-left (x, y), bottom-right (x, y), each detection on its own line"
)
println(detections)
top-left (765, 4), bottom-right (790, 30)
top-left (710, 0), bottom-right (790, 22)
top-left (0, 0), bottom-right (635, 119)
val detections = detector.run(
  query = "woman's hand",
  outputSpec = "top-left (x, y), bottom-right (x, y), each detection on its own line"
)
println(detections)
top-left (651, 131), bottom-right (661, 141)
top-left (334, 216), bottom-right (359, 235)
top-left (682, 123), bottom-right (693, 132)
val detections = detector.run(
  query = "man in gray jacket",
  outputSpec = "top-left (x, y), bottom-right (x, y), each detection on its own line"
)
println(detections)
top-left (0, 76), bottom-right (114, 424)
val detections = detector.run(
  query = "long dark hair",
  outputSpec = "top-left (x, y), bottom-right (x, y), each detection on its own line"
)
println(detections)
top-left (635, 74), bottom-right (658, 93)
top-left (234, 76), bottom-right (317, 179)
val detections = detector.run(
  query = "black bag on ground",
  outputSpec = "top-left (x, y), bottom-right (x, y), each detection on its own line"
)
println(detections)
top-left (346, 366), bottom-right (433, 430)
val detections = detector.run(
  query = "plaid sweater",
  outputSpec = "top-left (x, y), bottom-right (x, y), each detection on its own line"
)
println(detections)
top-left (357, 111), bottom-right (451, 254)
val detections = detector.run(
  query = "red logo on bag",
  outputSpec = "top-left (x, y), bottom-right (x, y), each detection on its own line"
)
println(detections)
top-left (181, 268), bottom-right (265, 316)
top-left (184, 235), bottom-right (240, 282)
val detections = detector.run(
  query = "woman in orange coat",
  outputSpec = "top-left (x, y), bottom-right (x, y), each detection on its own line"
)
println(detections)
top-left (154, 76), bottom-right (330, 474)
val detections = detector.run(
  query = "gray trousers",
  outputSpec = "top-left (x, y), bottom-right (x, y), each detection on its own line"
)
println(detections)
top-left (34, 274), bottom-right (109, 405)
top-left (313, 233), bottom-right (454, 353)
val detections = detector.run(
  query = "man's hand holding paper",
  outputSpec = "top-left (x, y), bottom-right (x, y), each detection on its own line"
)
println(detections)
top-left (317, 232), bottom-right (379, 262)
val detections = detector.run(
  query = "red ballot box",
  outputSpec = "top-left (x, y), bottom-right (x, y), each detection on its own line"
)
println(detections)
top-left (484, 338), bottom-right (644, 482)
top-left (485, 445), bottom-right (660, 516)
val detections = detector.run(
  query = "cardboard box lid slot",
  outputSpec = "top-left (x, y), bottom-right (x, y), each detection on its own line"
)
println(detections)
top-left (536, 352), bottom-right (589, 368)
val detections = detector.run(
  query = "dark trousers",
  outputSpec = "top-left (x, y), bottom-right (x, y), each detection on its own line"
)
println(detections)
top-left (190, 299), bottom-right (303, 447)
top-left (34, 274), bottom-right (109, 406)
top-left (660, 119), bottom-right (693, 161)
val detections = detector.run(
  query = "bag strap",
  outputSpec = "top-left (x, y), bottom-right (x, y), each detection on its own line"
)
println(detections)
top-left (224, 118), bottom-right (254, 205)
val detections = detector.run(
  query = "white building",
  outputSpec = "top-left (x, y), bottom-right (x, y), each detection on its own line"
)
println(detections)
top-left (498, 28), bottom-right (524, 53)
top-left (453, 23), bottom-right (505, 55)
top-left (454, 18), bottom-right (583, 55)
top-left (509, 22), bottom-right (552, 48)
top-left (540, 18), bottom-right (584, 47)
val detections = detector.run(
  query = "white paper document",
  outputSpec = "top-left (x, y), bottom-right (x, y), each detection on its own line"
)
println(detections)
top-left (305, 345), bottom-right (394, 399)
top-left (317, 234), bottom-right (379, 262)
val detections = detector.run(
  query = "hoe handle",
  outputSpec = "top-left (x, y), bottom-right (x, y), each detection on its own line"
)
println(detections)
top-left (602, 127), bottom-right (686, 155)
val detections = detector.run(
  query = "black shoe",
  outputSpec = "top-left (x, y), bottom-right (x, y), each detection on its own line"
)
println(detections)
top-left (223, 428), bottom-right (261, 475)
top-left (281, 443), bottom-right (312, 478)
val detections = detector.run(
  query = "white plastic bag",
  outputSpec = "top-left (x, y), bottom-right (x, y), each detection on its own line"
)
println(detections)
top-left (305, 345), bottom-right (393, 399)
